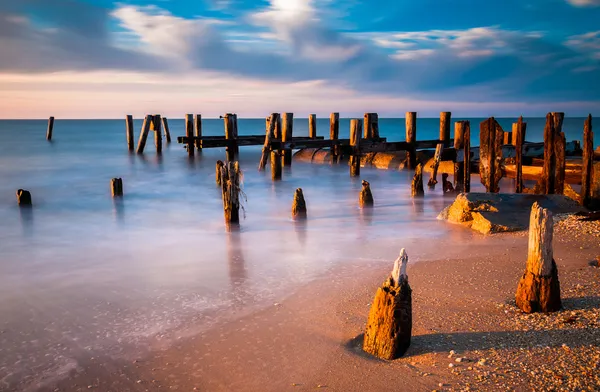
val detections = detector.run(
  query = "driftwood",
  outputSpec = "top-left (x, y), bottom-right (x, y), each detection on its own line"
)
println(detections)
top-left (125, 115), bottom-right (134, 151)
top-left (220, 161), bottom-right (242, 224)
top-left (411, 163), bottom-right (424, 198)
top-left (110, 178), bottom-right (123, 197)
top-left (405, 112), bottom-right (417, 170)
top-left (359, 180), bottom-right (374, 208)
top-left (292, 188), bottom-right (307, 219)
top-left (427, 143), bottom-right (444, 187)
top-left (363, 249), bottom-right (412, 360)
top-left (16, 189), bottom-right (32, 206)
top-left (515, 202), bottom-right (561, 313)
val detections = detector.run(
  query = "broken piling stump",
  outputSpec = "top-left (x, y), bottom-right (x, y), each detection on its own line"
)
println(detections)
top-left (292, 188), bottom-right (307, 219)
top-left (363, 249), bottom-right (412, 360)
top-left (136, 115), bottom-right (152, 154)
top-left (110, 178), bottom-right (124, 197)
top-left (46, 117), bottom-right (55, 141)
top-left (515, 202), bottom-right (561, 313)
top-left (259, 114), bottom-right (277, 171)
top-left (411, 163), bottom-right (424, 198)
top-left (349, 119), bottom-right (362, 177)
top-left (427, 143), bottom-right (443, 187)
top-left (16, 189), bottom-right (32, 206)
top-left (125, 115), bottom-right (134, 151)
top-left (271, 150), bottom-right (282, 181)
top-left (405, 112), bottom-right (417, 170)
top-left (359, 180), bottom-right (374, 208)
top-left (442, 173), bottom-right (454, 194)
top-left (216, 160), bottom-right (224, 186)
top-left (220, 161), bottom-right (242, 225)
top-left (185, 114), bottom-right (194, 157)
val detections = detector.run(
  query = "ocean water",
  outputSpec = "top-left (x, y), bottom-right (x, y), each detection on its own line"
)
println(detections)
top-left (0, 116), bottom-right (595, 389)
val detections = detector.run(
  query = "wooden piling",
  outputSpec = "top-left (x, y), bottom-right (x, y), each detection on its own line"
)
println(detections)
top-left (511, 123), bottom-right (518, 147)
top-left (359, 180), bottom-right (374, 208)
top-left (224, 113), bottom-right (237, 161)
top-left (126, 115), bottom-right (134, 151)
top-left (220, 161), bottom-right (241, 225)
top-left (185, 114), bottom-right (194, 157)
top-left (292, 188), bottom-right (307, 219)
top-left (233, 114), bottom-right (239, 155)
top-left (152, 114), bottom-right (162, 154)
top-left (581, 115), bottom-right (594, 207)
top-left (364, 113), bottom-right (379, 139)
top-left (349, 119), bottom-right (362, 177)
top-left (405, 112), bottom-right (417, 170)
top-left (440, 112), bottom-right (451, 147)
top-left (479, 117), bottom-right (503, 193)
top-left (411, 163), bottom-right (424, 197)
top-left (194, 115), bottom-right (202, 151)
top-left (309, 114), bottom-right (317, 139)
top-left (16, 189), bottom-right (32, 206)
top-left (274, 113), bottom-right (282, 140)
top-left (136, 115), bottom-right (152, 154)
top-left (259, 113), bottom-right (278, 171)
top-left (281, 113), bottom-right (293, 166)
top-left (162, 117), bottom-right (172, 144)
top-left (46, 117), bottom-right (55, 141)
top-left (271, 150), bottom-right (282, 180)
top-left (453, 121), bottom-right (467, 191)
top-left (463, 121), bottom-right (471, 193)
top-left (539, 113), bottom-right (557, 194)
top-left (363, 249), bottom-right (412, 360)
top-left (552, 112), bottom-right (566, 195)
top-left (330, 113), bottom-right (340, 163)
top-left (503, 131), bottom-right (512, 145)
top-left (110, 178), bottom-right (123, 197)
top-left (216, 160), bottom-right (224, 186)
top-left (514, 117), bottom-right (526, 193)
top-left (515, 203), bottom-right (561, 313)
top-left (427, 143), bottom-right (444, 187)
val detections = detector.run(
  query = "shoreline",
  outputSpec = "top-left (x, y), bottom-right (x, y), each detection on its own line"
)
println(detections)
top-left (38, 222), bottom-right (600, 392)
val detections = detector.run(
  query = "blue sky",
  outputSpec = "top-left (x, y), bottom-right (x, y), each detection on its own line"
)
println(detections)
top-left (0, 0), bottom-right (599, 118)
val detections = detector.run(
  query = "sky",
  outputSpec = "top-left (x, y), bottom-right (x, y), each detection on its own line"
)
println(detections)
top-left (0, 0), bottom-right (599, 119)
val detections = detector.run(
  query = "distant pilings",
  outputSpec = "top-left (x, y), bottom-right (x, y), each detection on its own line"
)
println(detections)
top-left (126, 115), bottom-right (134, 151)
top-left (16, 189), bottom-right (32, 206)
top-left (110, 178), bottom-right (124, 197)
top-left (46, 117), bottom-right (55, 141)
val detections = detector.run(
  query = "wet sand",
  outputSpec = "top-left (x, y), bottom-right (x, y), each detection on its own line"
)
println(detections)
top-left (35, 218), bottom-right (600, 392)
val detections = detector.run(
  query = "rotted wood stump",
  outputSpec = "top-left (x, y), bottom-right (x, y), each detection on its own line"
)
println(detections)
top-left (16, 189), bottom-right (32, 206)
top-left (515, 202), bottom-right (561, 313)
top-left (110, 178), bottom-right (124, 197)
top-left (427, 143), bottom-right (443, 187)
top-left (271, 150), bottom-right (282, 181)
top-left (220, 161), bottom-right (242, 225)
top-left (259, 113), bottom-right (278, 171)
top-left (292, 188), bottom-right (307, 219)
top-left (359, 180), bottom-right (374, 208)
top-left (363, 249), bottom-right (412, 360)
top-left (216, 160), bottom-right (224, 186)
top-left (411, 163), bottom-right (424, 198)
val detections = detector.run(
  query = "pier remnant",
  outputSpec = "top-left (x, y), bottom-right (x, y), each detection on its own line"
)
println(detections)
top-left (271, 150), bottom-right (282, 180)
top-left (224, 114), bottom-right (237, 161)
top-left (581, 115), bottom-right (594, 208)
top-left (553, 112), bottom-right (566, 195)
top-left (46, 117), bottom-right (55, 141)
top-left (349, 119), bottom-right (362, 177)
top-left (185, 114), bottom-right (194, 157)
top-left (454, 121), bottom-right (467, 191)
top-left (292, 188), bottom-right (307, 219)
top-left (359, 180), bottom-right (374, 208)
top-left (479, 117), bottom-right (503, 193)
top-left (539, 113), bottom-right (557, 194)
top-left (216, 160), bottom-right (224, 186)
top-left (136, 115), bottom-right (152, 154)
top-left (309, 114), bottom-right (317, 139)
top-left (110, 178), bottom-right (124, 197)
top-left (515, 202), bottom-right (561, 313)
top-left (363, 249), bottom-right (412, 360)
top-left (16, 189), bottom-right (32, 206)
top-left (126, 115), bottom-right (134, 151)
top-left (442, 173), bottom-right (454, 194)
top-left (406, 112), bottom-right (417, 169)
top-left (411, 163), bottom-right (424, 197)
top-left (152, 114), bottom-right (162, 154)
top-left (259, 113), bottom-right (278, 171)
top-left (514, 117), bottom-right (527, 193)
top-left (427, 143), bottom-right (444, 187)
top-left (330, 113), bottom-right (340, 163)
top-left (440, 112), bottom-right (451, 147)
top-left (220, 161), bottom-right (242, 225)
top-left (463, 121), bottom-right (471, 193)
top-left (162, 117), bottom-right (172, 144)
top-left (282, 113), bottom-right (294, 166)
top-left (194, 115), bottom-right (202, 151)
top-left (364, 113), bottom-right (379, 139)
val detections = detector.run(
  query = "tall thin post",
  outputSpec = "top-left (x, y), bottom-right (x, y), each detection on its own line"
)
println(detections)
top-left (194, 115), bottom-right (202, 151)
top-left (224, 113), bottom-right (237, 162)
top-left (259, 114), bottom-right (277, 171)
top-left (479, 117), bottom-right (501, 193)
top-left (552, 112), bottom-right (566, 195)
top-left (125, 115), bottom-right (134, 151)
top-left (454, 121), bottom-right (466, 191)
top-left (427, 143), bottom-right (444, 187)
top-left (185, 114), bottom-right (194, 157)
top-left (136, 115), bottom-right (152, 154)
top-left (581, 115), bottom-right (594, 207)
top-left (515, 117), bottom-right (527, 193)
top-left (463, 121), bottom-right (471, 193)
top-left (350, 119), bottom-right (362, 177)
top-left (330, 113), bottom-right (340, 163)
top-left (540, 113), bottom-right (557, 194)
top-left (46, 116), bottom-right (55, 141)
top-left (233, 114), bottom-right (239, 155)
top-left (271, 150), bottom-right (282, 180)
top-left (162, 117), bottom-right (172, 144)
top-left (152, 114), bottom-right (162, 154)
top-left (405, 112), bottom-right (417, 169)
top-left (281, 113), bottom-right (293, 166)
top-left (440, 112), bottom-right (451, 147)
top-left (308, 114), bottom-right (317, 139)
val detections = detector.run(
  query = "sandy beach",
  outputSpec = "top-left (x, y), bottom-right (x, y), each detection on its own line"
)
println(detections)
top-left (36, 216), bottom-right (600, 392)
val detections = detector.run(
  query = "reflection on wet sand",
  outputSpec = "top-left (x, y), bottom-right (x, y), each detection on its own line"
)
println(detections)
top-left (226, 228), bottom-right (248, 307)
top-left (411, 198), bottom-right (425, 218)
top-left (19, 206), bottom-right (33, 236)
top-left (294, 219), bottom-right (308, 247)
top-left (112, 198), bottom-right (125, 223)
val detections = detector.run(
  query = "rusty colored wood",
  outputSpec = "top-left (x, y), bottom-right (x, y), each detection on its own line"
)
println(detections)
top-left (349, 119), bottom-right (362, 177)
top-left (581, 115), bottom-right (594, 207)
top-left (271, 150), bottom-right (282, 181)
top-left (224, 113), bottom-right (237, 161)
top-left (220, 161), bottom-right (241, 225)
top-left (515, 117), bottom-right (527, 193)
top-left (539, 113), bottom-right (557, 194)
top-left (259, 114), bottom-right (278, 171)
top-left (216, 160), bottom-right (224, 186)
top-left (440, 112), bottom-right (451, 147)
top-left (427, 143), bottom-right (444, 187)
top-left (479, 117), bottom-right (502, 193)
top-left (503, 131), bottom-right (512, 145)
top-left (405, 112), bottom-right (417, 170)
top-left (364, 113), bottom-right (379, 139)
top-left (464, 121), bottom-right (471, 193)
top-left (162, 117), bottom-right (172, 144)
top-left (110, 178), bottom-right (123, 197)
top-left (453, 121), bottom-right (467, 191)
top-left (330, 113), bottom-right (340, 163)
top-left (185, 114), bottom-right (194, 157)
top-left (309, 114), bottom-right (317, 139)
top-left (411, 163), bottom-right (424, 197)
top-left (292, 188), bottom-right (307, 219)
top-left (281, 113), bottom-right (293, 166)
top-left (126, 115), bottom-right (134, 151)
top-left (552, 112), bottom-right (566, 195)
top-left (136, 115), bottom-right (152, 154)
top-left (194, 115), bottom-right (202, 150)
top-left (359, 180), bottom-right (374, 208)
top-left (152, 114), bottom-right (162, 154)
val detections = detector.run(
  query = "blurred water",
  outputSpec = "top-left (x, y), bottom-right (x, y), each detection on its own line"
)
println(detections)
top-left (0, 116), bottom-right (595, 389)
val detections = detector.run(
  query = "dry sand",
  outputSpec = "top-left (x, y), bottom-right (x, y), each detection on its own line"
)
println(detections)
top-left (41, 219), bottom-right (599, 392)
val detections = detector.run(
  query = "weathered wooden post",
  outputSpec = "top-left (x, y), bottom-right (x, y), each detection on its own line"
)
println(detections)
top-left (16, 189), bottom-right (32, 206)
top-left (136, 115), bottom-right (152, 154)
top-left (330, 113), bottom-right (340, 163)
top-left (440, 112), bottom-right (451, 147)
top-left (463, 121), bottom-right (471, 193)
top-left (216, 160), bottom-right (224, 186)
top-left (552, 112), bottom-right (566, 195)
top-left (503, 131), bottom-right (512, 145)
top-left (411, 163), bottom-right (424, 197)
top-left (427, 143), bottom-right (444, 187)
top-left (511, 123), bottom-right (518, 147)
top-left (292, 188), bottom-right (307, 219)
top-left (274, 113), bottom-right (282, 140)
top-left (581, 115), bottom-right (594, 207)
top-left (224, 114), bottom-right (237, 162)
top-left (479, 117), bottom-right (503, 193)
top-left (162, 117), bottom-right (172, 144)
top-left (46, 117), bottom-right (55, 141)
top-left (185, 114), bottom-right (194, 157)
top-left (220, 161), bottom-right (241, 225)
top-left (110, 178), bottom-right (123, 197)
top-left (540, 113), bottom-right (557, 194)
top-left (349, 119), bottom-right (362, 177)
top-left (259, 113), bottom-right (278, 171)
top-left (454, 121), bottom-right (466, 191)
top-left (193, 115), bottom-right (202, 151)
top-left (364, 113), bottom-right (379, 139)
top-left (281, 113), bottom-right (294, 166)
top-left (152, 114), bottom-right (162, 154)
top-left (515, 117), bottom-right (527, 193)
top-left (442, 173), bottom-right (454, 193)
top-left (233, 114), bottom-right (239, 155)
top-left (515, 203), bottom-right (561, 313)
top-left (271, 150), bottom-right (282, 180)
top-left (405, 112), bottom-right (417, 170)
top-left (125, 115), bottom-right (135, 151)
top-left (309, 114), bottom-right (317, 139)
top-left (359, 180), bottom-right (374, 208)
top-left (363, 249), bottom-right (412, 360)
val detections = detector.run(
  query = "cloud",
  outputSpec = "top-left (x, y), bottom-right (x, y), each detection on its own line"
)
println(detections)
top-left (565, 31), bottom-right (600, 59)
top-left (565, 0), bottom-right (600, 6)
